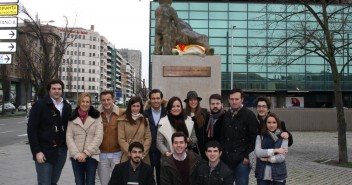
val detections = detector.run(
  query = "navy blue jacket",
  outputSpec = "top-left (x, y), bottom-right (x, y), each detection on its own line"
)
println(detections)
top-left (27, 95), bottom-right (72, 164)
top-left (145, 106), bottom-right (167, 166)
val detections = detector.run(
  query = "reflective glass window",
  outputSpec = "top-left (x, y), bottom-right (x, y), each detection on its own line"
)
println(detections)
top-left (248, 64), bottom-right (267, 73)
top-left (209, 3), bottom-right (228, 11)
top-left (209, 20), bottom-right (228, 28)
top-left (229, 4), bottom-right (247, 11)
top-left (233, 38), bottom-right (248, 47)
top-left (229, 12), bottom-right (248, 21)
top-left (232, 21), bottom-right (247, 29)
top-left (306, 64), bottom-right (325, 73)
top-left (190, 12), bottom-right (208, 19)
top-left (173, 3), bottom-right (189, 10)
top-left (233, 46), bottom-right (247, 55)
top-left (189, 20), bottom-right (208, 28)
top-left (178, 11), bottom-right (189, 19)
top-left (233, 55), bottom-right (247, 64)
top-left (287, 65), bottom-right (305, 73)
top-left (213, 46), bottom-right (227, 55)
top-left (190, 3), bottom-right (208, 11)
top-left (209, 12), bottom-right (228, 20)
top-left (209, 29), bottom-right (229, 37)
top-left (233, 64), bottom-right (247, 72)
top-left (233, 29), bottom-right (247, 37)
top-left (248, 4), bottom-right (265, 12)
top-left (192, 28), bottom-right (208, 35)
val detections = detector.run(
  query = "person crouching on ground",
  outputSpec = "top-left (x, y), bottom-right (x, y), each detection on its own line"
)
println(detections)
top-left (108, 141), bottom-right (155, 185)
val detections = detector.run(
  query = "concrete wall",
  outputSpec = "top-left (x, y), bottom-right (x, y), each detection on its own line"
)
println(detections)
top-left (151, 55), bottom-right (221, 108)
top-left (253, 108), bottom-right (352, 131)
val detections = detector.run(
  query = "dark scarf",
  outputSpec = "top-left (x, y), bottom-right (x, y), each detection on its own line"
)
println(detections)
top-left (167, 113), bottom-right (189, 137)
top-left (206, 109), bottom-right (224, 137)
top-left (78, 108), bottom-right (88, 124)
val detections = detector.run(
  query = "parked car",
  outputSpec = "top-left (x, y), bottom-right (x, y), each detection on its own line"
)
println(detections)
top-left (17, 103), bottom-right (32, 111)
top-left (0, 102), bottom-right (16, 113)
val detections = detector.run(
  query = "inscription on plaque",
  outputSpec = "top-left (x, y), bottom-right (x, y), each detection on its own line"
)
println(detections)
top-left (163, 66), bottom-right (211, 77)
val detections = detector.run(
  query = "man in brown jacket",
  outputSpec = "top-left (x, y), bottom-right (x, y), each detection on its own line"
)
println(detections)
top-left (97, 91), bottom-right (125, 185)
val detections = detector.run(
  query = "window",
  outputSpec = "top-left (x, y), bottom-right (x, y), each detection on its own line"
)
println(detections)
top-left (89, 77), bottom-right (91, 81)
top-left (75, 43), bottom-right (77, 47)
top-left (93, 61), bottom-right (95, 65)
top-left (66, 51), bottom-right (69, 55)
top-left (74, 77), bottom-right (76, 81)
top-left (93, 53), bottom-right (95, 57)
top-left (89, 53), bottom-right (92, 57)
top-left (92, 86), bottom-right (95, 90)
top-left (63, 68), bottom-right (65, 72)
top-left (89, 69), bottom-right (91, 73)
top-left (70, 51), bottom-right (73, 55)
top-left (82, 52), bottom-right (85, 56)
top-left (82, 85), bottom-right (84, 89)
top-left (74, 51), bottom-right (77, 55)
top-left (82, 69), bottom-right (85, 73)
top-left (93, 69), bottom-right (95, 73)
top-left (82, 60), bottom-right (85, 64)
top-left (74, 85), bottom-right (76, 89)
top-left (93, 45), bottom-right (96, 49)
top-left (89, 61), bottom-right (91, 65)
top-left (82, 77), bottom-right (84, 81)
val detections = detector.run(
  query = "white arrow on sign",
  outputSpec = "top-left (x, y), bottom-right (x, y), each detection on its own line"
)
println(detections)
top-left (0, 54), bottom-right (12, 64)
top-left (0, 29), bottom-right (16, 39)
top-left (0, 17), bottom-right (17, 28)
top-left (0, 42), bottom-right (16, 52)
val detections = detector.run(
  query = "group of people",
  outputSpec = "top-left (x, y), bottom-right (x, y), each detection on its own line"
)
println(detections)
top-left (27, 79), bottom-right (293, 185)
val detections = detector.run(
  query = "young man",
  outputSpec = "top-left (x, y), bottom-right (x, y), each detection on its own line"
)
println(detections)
top-left (27, 79), bottom-right (72, 185)
top-left (98, 90), bottom-right (125, 185)
top-left (108, 142), bottom-right (155, 185)
top-left (196, 141), bottom-right (234, 185)
top-left (205, 94), bottom-right (225, 144)
top-left (255, 97), bottom-right (293, 146)
top-left (160, 132), bottom-right (204, 185)
top-left (221, 89), bottom-right (258, 185)
top-left (144, 89), bottom-right (167, 185)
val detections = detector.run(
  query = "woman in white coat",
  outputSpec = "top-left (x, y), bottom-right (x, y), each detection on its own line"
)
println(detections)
top-left (66, 93), bottom-right (103, 185)
top-left (157, 96), bottom-right (197, 157)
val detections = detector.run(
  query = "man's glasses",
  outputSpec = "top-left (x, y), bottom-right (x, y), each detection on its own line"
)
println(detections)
top-left (257, 105), bottom-right (268, 109)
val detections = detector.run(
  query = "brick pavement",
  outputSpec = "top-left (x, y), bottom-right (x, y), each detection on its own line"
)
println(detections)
top-left (0, 132), bottom-right (351, 185)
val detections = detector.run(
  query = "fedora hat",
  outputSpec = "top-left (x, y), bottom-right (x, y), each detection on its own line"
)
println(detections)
top-left (184, 91), bottom-right (202, 102)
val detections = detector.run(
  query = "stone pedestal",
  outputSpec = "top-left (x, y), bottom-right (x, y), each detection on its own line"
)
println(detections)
top-left (151, 55), bottom-right (221, 107)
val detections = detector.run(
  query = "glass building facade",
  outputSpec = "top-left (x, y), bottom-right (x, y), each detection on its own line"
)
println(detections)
top-left (149, 1), bottom-right (352, 108)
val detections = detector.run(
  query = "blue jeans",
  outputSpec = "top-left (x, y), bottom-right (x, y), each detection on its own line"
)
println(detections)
top-left (233, 162), bottom-right (251, 185)
top-left (71, 157), bottom-right (98, 185)
top-left (257, 179), bottom-right (286, 185)
top-left (35, 147), bottom-right (67, 185)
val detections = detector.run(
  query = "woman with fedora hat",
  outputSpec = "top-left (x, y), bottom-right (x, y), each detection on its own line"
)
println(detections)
top-left (184, 91), bottom-right (208, 159)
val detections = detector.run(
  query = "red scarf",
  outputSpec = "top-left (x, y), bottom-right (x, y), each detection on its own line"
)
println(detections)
top-left (78, 108), bottom-right (88, 124)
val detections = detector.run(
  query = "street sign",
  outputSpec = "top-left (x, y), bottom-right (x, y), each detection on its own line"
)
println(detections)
top-left (0, 17), bottom-right (17, 27)
top-left (0, 4), bottom-right (18, 15)
top-left (0, 42), bottom-right (16, 52)
top-left (0, 0), bottom-right (19, 3)
top-left (0, 29), bottom-right (16, 39)
top-left (0, 54), bottom-right (11, 64)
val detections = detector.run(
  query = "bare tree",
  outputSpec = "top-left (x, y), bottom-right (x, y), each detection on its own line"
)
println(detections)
top-left (0, 65), bottom-right (10, 114)
top-left (16, 5), bottom-right (76, 98)
top-left (253, 1), bottom-right (351, 163)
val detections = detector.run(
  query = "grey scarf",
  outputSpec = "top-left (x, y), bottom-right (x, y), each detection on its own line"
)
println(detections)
top-left (267, 129), bottom-right (282, 142)
top-left (206, 109), bottom-right (224, 138)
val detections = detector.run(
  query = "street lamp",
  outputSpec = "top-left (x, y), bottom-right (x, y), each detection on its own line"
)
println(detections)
top-left (230, 25), bottom-right (236, 90)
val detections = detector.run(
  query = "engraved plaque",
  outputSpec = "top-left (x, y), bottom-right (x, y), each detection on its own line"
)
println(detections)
top-left (163, 66), bottom-right (211, 77)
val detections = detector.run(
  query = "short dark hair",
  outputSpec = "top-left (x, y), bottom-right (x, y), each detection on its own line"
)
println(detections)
top-left (205, 140), bottom-right (222, 152)
top-left (229, 88), bottom-right (243, 98)
top-left (209, 93), bottom-right (222, 103)
top-left (149, 89), bottom-right (163, 99)
top-left (100, 90), bottom-right (114, 99)
top-left (171, 131), bottom-right (187, 143)
top-left (255, 97), bottom-right (272, 109)
top-left (128, 141), bottom-right (144, 152)
top-left (47, 79), bottom-right (64, 92)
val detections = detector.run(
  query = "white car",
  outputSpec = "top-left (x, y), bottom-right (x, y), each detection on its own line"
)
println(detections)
top-left (18, 103), bottom-right (32, 111)
top-left (0, 102), bottom-right (16, 113)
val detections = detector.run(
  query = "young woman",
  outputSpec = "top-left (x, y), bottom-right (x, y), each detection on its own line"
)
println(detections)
top-left (118, 96), bottom-right (152, 164)
top-left (156, 96), bottom-right (197, 156)
top-left (255, 113), bottom-right (288, 185)
top-left (66, 93), bottom-right (103, 185)
top-left (183, 91), bottom-right (208, 157)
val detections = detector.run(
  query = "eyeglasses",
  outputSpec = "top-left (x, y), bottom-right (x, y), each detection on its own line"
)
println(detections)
top-left (256, 105), bottom-right (268, 109)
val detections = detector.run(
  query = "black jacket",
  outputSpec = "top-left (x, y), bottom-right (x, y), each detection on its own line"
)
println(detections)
top-left (27, 95), bottom-right (72, 164)
top-left (108, 160), bottom-right (155, 185)
top-left (191, 108), bottom-right (208, 158)
top-left (145, 106), bottom-right (167, 167)
top-left (204, 111), bottom-right (226, 145)
top-left (221, 107), bottom-right (258, 166)
top-left (257, 115), bottom-right (293, 147)
top-left (160, 151), bottom-right (204, 185)
top-left (196, 161), bottom-right (234, 185)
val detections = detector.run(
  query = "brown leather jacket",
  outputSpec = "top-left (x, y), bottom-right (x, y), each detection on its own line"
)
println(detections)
top-left (98, 104), bottom-right (124, 153)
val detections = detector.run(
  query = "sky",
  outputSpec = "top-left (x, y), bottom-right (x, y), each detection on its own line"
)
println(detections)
top-left (19, 0), bottom-right (153, 86)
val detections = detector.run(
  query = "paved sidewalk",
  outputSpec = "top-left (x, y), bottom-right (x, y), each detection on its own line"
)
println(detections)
top-left (0, 132), bottom-right (351, 185)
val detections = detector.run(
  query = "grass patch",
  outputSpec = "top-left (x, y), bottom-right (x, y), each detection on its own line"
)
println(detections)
top-left (314, 159), bottom-right (352, 168)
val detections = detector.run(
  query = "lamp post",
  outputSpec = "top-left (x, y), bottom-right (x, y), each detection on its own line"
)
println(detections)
top-left (230, 25), bottom-right (236, 90)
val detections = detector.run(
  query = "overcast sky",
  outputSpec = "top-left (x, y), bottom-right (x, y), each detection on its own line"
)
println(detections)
top-left (19, 0), bottom-right (152, 85)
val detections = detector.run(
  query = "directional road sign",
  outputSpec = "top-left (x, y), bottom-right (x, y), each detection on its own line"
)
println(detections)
top-left (0, 54), bottom-right (11, 64)
top-left (0, 4), bottom-right (18, 15)
top-left (0, 42), bottom-right (16, 52)
top-left (0, 17), bottom-right (17, 27)
top-left (0, 0), bottom-right (19, 3)
top-left (0, 29), bottom-right (16, 39)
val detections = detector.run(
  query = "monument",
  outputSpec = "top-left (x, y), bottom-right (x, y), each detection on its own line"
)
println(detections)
top-left (152, 0), bottom-right (221, 104)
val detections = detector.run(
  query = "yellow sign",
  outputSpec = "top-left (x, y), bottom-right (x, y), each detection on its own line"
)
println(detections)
top-left (0, 4), bottom-right (18, 15)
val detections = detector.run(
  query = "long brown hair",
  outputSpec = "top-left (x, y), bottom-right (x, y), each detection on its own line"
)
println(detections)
top-left (184, 99), bottom-right (205, 128)
top-left (124, 96), bottom-right (147, 126)
top-left (261, 113), bottom-right (282, 134)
